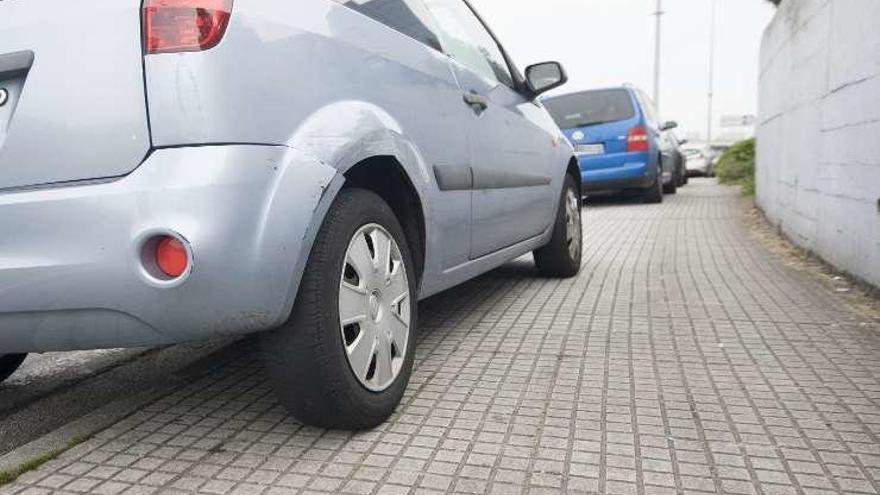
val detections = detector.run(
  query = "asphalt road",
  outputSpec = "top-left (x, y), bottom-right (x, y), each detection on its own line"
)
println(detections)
top-left (0, 340), bottom-right (236, 456)
top-left (1, 350), bottom-right (147, 413)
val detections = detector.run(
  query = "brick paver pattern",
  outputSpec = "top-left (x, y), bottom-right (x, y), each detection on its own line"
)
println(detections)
top-left (3, 180), bottom-right (880, 495)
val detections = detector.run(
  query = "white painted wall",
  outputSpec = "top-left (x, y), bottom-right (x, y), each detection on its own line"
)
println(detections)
top-left (757, 0), bottom-right (880, 287)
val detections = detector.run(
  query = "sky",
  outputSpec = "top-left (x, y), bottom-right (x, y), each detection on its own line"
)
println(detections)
top-left (470, 0), bottom-right (776, 141)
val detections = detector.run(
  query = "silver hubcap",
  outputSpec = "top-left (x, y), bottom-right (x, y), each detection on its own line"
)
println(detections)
top-left (565, 188), bottom-right (582, 260)
top-left (339, 224), bottom-right (410, 392)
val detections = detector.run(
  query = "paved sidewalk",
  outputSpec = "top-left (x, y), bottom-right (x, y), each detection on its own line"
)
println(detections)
top-left (3, 180), bottom-right (880, 495)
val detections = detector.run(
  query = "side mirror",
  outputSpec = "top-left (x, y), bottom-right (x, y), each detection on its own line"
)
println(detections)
top-left (525, 61), bottom-right (568, 98)
top-left (660, 121), bottom-right (678, 131)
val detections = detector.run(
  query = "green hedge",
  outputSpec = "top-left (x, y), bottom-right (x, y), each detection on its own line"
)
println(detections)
top-left (715, 138), bottom-right (756, 195)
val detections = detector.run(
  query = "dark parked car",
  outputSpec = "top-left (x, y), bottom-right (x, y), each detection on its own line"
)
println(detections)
top-left (663, 130), bottom-right (689, 188)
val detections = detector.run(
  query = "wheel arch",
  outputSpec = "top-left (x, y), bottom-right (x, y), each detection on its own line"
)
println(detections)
top-left (343, 156), bottom-right (427, 286)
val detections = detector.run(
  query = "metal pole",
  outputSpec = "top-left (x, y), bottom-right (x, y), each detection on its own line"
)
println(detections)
top-left (652, 0), bottom-right (663, 112)
top-left (706, 0), bottom-right (717, 149)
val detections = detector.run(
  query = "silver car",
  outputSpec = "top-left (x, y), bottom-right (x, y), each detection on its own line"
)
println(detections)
top-left (683, 146), bottom-right (713, 177)
top-left (0, 0), bottom-right (582, 428)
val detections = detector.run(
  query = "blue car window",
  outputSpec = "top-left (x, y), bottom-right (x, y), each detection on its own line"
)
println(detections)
top-left (635, 90), bottom-right (659, 127)
top-left (544, 89), bottom-right (635, 129)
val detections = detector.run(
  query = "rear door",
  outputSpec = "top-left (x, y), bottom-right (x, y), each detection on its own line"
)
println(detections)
top-left (420, 0), bottom-right (557, 259)
top-left (0, 1), bottom-right (150, 190)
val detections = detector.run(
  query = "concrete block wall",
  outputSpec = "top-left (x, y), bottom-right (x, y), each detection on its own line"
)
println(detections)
top-left (757, 0), bottom-right (880, 288)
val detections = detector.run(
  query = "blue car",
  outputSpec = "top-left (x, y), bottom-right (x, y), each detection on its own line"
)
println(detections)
top-left (543, 86), bottom-right (678, 202)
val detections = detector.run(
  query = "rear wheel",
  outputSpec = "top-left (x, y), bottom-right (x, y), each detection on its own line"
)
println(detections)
top-left (643, 167), bottom-right (664, 204)
top-left (0, 354), bottom-right (27, 384)
top-left (663, 176), bottom-right (678, 195)
top-left (534, 175), bottom-right (582, 278)
top-left (676, 162), bottom-right (687, 187)
top-left (260, 189), bottom-right (417, 430)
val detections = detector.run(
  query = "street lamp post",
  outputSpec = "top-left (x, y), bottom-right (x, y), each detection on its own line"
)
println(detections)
top-left (653, 0), bottom-right (663, 112)
top-left (706, 0), bottom-right (718, 149)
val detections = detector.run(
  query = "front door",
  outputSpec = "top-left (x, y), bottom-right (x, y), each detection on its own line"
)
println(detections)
top-left (420, 0), bottom-right (557, 259)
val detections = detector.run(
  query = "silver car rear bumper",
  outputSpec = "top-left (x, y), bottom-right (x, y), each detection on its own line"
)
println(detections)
top-left (0, 144), bottom-right (338, 352)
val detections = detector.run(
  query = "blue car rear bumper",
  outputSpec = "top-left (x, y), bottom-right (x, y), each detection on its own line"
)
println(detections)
top-left (579, 152), bottom-right (656, 192)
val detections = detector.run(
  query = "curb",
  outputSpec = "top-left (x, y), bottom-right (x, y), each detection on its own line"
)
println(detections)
top-left (0, 385), bottom-right (166, 474)
top-left (0, 337), bottom-right (248, 481)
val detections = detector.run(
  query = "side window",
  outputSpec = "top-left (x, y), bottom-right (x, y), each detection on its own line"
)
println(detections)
top-left (637, 90), bottom-right (659, 127)
top-left (419, 0), bottom-right (514, 87)
top-left (334, 0), bottom-right (443, 52)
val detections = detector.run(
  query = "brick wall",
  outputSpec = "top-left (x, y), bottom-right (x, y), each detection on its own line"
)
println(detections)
top-left (757, 0), bottom-right (880, 288)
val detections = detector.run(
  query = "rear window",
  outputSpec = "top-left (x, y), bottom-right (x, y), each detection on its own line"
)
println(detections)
top-left (544, 89), bottom-right (636, 129)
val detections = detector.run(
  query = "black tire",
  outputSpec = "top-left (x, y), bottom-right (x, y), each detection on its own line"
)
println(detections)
top-left (643, 168), bottom-right (664, 204)
top-left (0, 354), bottom-right (27, 384)
top-left (534, 175), bottom-right (582, 278)
top-left (663, 176), bottom-right (678, 195)
top-left (260, 188), bottom-right (417, 430)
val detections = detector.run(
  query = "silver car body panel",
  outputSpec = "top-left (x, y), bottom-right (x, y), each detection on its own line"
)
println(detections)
top-left (0, 145), bottom-right (338, 352)
top-left (0, 0), bottom-right (574, 352)
top-left (0, 1), bottom-right (150, 190)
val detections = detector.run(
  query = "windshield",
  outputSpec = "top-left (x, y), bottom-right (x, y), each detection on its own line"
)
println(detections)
top-left (544, 89), bottom-right (635, 129)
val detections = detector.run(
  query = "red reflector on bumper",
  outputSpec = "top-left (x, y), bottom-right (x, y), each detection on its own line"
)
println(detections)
top-left (155, 236), bottom-right (188, 278)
